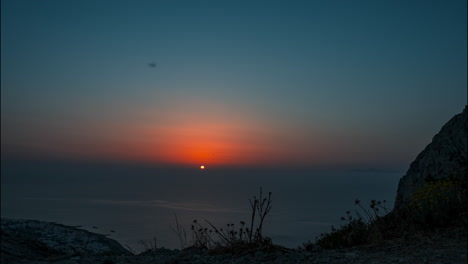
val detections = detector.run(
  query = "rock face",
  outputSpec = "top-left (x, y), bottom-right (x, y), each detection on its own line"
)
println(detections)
top-left (1, 218), bottom-right (131, 263)
top-left (394, 106), bottom-right (467, 209)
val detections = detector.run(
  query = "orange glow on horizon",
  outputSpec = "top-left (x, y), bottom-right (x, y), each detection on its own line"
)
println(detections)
top-left (126, 118), bottom-right (294, 166)
top-left (74, 117), bottom-right (325, 167)
top-left (26, 100), bottom-right (327, 167)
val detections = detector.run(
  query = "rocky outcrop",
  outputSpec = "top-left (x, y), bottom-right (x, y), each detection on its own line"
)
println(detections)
top-left (1, 218), bottom-right (131, 263)
top-left (394, 106), bottom-right (467, 209)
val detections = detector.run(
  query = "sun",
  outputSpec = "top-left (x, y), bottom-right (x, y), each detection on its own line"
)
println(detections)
top-left (200, 165), bottom-right (205, 169)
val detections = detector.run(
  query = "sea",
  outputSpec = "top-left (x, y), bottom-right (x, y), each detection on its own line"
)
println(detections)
top-left (1, 159), bottom-right (403, 252)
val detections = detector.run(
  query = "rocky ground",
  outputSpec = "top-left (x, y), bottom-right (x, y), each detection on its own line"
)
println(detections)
top-left (1, 218), bottom-right (466, 264)
top-left (0, 218), bottom-right (130, 264)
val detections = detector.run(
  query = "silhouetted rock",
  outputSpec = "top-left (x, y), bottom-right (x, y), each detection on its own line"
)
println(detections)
top-left (1, 218), bottom-right (131, 263)
top-left (394, 106), bottom-right (467, 209)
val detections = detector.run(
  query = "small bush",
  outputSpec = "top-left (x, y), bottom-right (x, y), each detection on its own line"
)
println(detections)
top-left (316, 199), bottom-right (389, 249)
top-left (315, 170), bottom-right (467, 249)
top-left (409, 171), bottom-right (467, 227)
top-left (174, 188), bottom-right (282, 255)
top-left (138, 236), bottom-right (158, 257)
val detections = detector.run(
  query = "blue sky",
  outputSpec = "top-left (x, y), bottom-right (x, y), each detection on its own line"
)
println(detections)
top-left (1, 0), bottom-right (466, 168)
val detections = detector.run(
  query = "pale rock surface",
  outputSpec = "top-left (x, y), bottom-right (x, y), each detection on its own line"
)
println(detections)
top-left (394, 106), bottom-right (467, 209)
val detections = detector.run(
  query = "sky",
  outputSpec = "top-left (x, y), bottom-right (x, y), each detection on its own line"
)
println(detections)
top-left (1, 0), bottom-right (467, 169)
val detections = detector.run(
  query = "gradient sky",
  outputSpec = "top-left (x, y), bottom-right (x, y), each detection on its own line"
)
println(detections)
top-left (1, 0), bottom-right (466, 168)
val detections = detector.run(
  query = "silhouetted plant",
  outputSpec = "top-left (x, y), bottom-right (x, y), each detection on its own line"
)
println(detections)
top-left (315, 170), bottom-right (467, 249)
top-left (316, 199), bottom-right (390, 249)
top-left (179, 187), bottom-right (278, 254)
top-left (409, 170), bottom-right (467, 227)
top-left (124, 244), bottom-right (136, 255)
top-left (170, 213), bottom-right (188, 249)
top-left (138, 235), bottom-right (158, 257)
top-left (252, 188), bottom-right (272, 242)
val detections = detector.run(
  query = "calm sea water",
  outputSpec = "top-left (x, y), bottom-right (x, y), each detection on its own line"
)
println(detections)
top-left (1, 160), bottom-right (403, 252)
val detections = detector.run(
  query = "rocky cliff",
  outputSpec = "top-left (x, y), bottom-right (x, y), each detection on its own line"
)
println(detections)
top-left (394, 106), bottom-right (467, 209)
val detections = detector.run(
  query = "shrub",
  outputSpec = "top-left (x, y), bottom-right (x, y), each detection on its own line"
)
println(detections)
top-left (409, 171), bottom-right (467, 227)
top-left (315, 170), bottom-right (467, 249)
top-left (315, 199), bottom-right (389, 249)
top-left (175, 187), bottom-right (280, 254)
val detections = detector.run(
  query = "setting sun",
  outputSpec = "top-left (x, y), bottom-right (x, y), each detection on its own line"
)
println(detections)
top-left (200, 165), bottom-right (205, 169)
